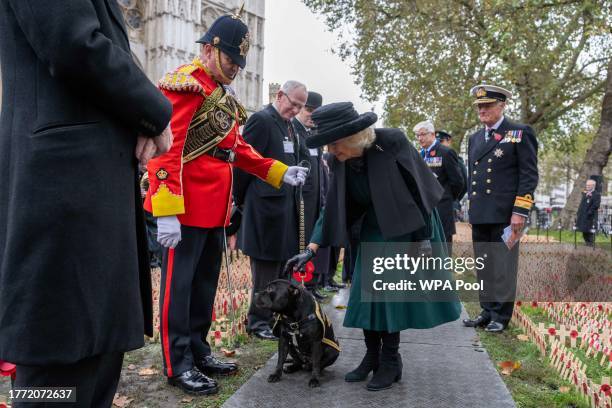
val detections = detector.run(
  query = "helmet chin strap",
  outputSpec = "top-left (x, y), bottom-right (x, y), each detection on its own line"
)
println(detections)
top-left (214, 48), bottom-right (234, 84)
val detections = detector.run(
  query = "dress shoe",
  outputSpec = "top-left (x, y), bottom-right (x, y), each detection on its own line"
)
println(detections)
top-left (328, 280), bottom-right (346, 289)
top-left (195, 355), bottom-right (238, 376)
top-left (167, 368), bottom-right (218, 395)
top-left (253, 328), bottom-right (278, 341)
top-left (484, 321), bottom-right (505, 333)
top-left (462, 314), bottom-right (490, 328)
top-left (323, 285), bottom-right (339, 292)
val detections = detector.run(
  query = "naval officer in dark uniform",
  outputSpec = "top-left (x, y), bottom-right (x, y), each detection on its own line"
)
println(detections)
top-left (414, 121), bottom-right (465, 252)
top-left (462, 84), bottom-right (538, 333)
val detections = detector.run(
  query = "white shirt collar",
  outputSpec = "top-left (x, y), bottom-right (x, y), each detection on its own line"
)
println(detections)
top-left (486, 116), bottom-right (505, 132)
top-left (424, 139), bottom-right (438, 153)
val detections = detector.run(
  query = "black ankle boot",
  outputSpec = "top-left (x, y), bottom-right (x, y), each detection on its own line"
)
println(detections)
top-left (367, 332), bottom-right (402, 391)
top-left (345, 330), bottom-right (380, 382)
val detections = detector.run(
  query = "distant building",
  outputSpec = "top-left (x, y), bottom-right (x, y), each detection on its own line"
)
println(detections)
top-left (118, 0), bottom-right (265, 114)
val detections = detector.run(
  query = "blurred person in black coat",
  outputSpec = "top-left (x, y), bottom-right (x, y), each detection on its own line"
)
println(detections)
top-left (576, 179), bottom-right (601, 246)
top-left (0, 1), bottom-right (172, 405)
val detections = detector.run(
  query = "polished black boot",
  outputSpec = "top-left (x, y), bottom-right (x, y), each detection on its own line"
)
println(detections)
top-left (167, 368), bottom-right (219, 395)
top-left (345, 330), bottom-right (381, 382)
top-left (367, 332), bottom-right (402, 391)
top-left (195, 355), bottom-right (238, 376)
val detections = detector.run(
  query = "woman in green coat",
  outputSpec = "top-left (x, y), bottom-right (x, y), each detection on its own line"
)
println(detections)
top-left (285, 102), bottom-right (461, 391)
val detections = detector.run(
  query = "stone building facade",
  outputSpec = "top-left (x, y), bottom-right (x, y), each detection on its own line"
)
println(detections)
top-left (118, 0), bottom-right (265, 114)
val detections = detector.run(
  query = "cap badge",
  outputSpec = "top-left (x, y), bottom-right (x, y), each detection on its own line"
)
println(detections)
top-left (213, 36), bottom-right (220, 46)
top-left (156, 168), bottom-right (169, 180)
top-left (239, 32), bottom-right (250, 57)
top-left (476, 87), bottom-right (487, 98)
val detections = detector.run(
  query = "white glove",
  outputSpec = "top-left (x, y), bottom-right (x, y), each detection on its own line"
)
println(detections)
top-left (157, 215), bottom-right (181, 249)
top-left (283, 166), bottom-right (309, 186)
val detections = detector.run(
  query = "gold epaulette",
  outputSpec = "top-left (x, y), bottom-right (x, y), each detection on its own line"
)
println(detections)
top-left (158, 64), bottom-right (203, 93)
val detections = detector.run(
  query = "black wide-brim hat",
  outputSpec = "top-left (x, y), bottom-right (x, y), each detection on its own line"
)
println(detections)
top-left (306, 102), bottom-right (378, 148)
top-left (196, 15), bottom-right (249, 69)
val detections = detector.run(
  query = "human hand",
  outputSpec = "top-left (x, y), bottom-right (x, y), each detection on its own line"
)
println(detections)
top-left (157, 215), bottom-right (182, 248)
top-left (283, 166), bottom-right (309, 186)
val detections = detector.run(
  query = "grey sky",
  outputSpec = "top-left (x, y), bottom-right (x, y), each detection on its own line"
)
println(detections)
top-left (263, 0), bottom-right (383, 121)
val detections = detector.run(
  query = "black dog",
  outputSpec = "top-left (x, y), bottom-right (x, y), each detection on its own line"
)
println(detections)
top-left (254, 279), bottom-right (340, 387)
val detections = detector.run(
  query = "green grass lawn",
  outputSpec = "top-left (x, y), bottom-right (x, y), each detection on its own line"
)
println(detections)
top-left (118, 336), bottom-right (278, 408)
top-left (464, 302), bottom-right (591, 408)
top-left (527, 228), bottom-right (611, 251)
top-left (520, 305), bottom-right (611, 382)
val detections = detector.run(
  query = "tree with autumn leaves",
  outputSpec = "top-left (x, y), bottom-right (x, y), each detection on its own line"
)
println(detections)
top-left (303, 0), bottom-right (611, 223)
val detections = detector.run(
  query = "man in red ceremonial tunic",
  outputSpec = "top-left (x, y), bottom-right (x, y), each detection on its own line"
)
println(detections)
top-left (144, 10), bottom-right (308, 395)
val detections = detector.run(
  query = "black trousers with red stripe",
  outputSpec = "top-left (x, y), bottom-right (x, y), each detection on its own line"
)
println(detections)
top-left (159, 226), bottom-right (223, 378)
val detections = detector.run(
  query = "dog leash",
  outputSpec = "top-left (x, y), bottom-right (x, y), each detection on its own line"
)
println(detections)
top-left (296, 159), bottom-right (312, 287)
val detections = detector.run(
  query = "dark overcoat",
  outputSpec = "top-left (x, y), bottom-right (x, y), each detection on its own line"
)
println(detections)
top-left (316, 129), bottom-right (443, 247)
top-left (0, 0), bottom-right (172, 365)
top-left (234, 105), bottom-right (306, 260)
top-left (576, 190), bottom-right (601, 233)
top-left (422, 142), bottom-right (465, 239)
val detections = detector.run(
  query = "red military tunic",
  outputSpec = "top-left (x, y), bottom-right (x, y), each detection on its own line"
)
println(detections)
top-left (144, 59), bottom-right (288, 228)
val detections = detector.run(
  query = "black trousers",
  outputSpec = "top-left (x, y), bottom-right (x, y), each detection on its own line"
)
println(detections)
top-left (13, 352), bottom-right (123, 408)
top-left (471, 223), bottom-right (519, 326)
top-left (247, 259), bottom-right (286, 332)
top-left (145, 211), bottom-right (163, 267)
top-left (582, 232), bottom-right (595, 246)
top-left (159, 226), bottom-right (223, 378)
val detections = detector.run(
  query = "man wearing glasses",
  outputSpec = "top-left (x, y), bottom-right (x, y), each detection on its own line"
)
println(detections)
top-left (233, 81), bottom-right (309, 341)
top-left (414, 121), bottom-right (465, 254)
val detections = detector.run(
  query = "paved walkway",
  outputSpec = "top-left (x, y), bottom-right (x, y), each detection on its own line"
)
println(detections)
top-left (223, 289), bottom-right (515, 408)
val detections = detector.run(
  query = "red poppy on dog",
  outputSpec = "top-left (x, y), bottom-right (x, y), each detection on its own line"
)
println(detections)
top-left (292, 261), bottom-right (315, 284)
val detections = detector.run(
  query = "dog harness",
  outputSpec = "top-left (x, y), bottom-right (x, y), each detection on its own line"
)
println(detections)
top-left (273, 300), bottom-right (341, 361)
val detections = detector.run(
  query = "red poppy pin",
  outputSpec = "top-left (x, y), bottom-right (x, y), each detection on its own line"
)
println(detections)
top-left (430, 150), bottom-right (436, 157)
top-left (494, 133), bottom-right (502, 141)
top-left (292, 261), bottom-right (315, 284)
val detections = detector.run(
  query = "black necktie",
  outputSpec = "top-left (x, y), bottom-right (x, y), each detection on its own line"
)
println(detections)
top-left (485, 128), bottom-right (495, 142)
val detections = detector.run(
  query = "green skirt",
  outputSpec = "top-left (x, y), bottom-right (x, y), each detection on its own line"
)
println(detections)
top-left (343, 210), bottom-right (462, 332)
